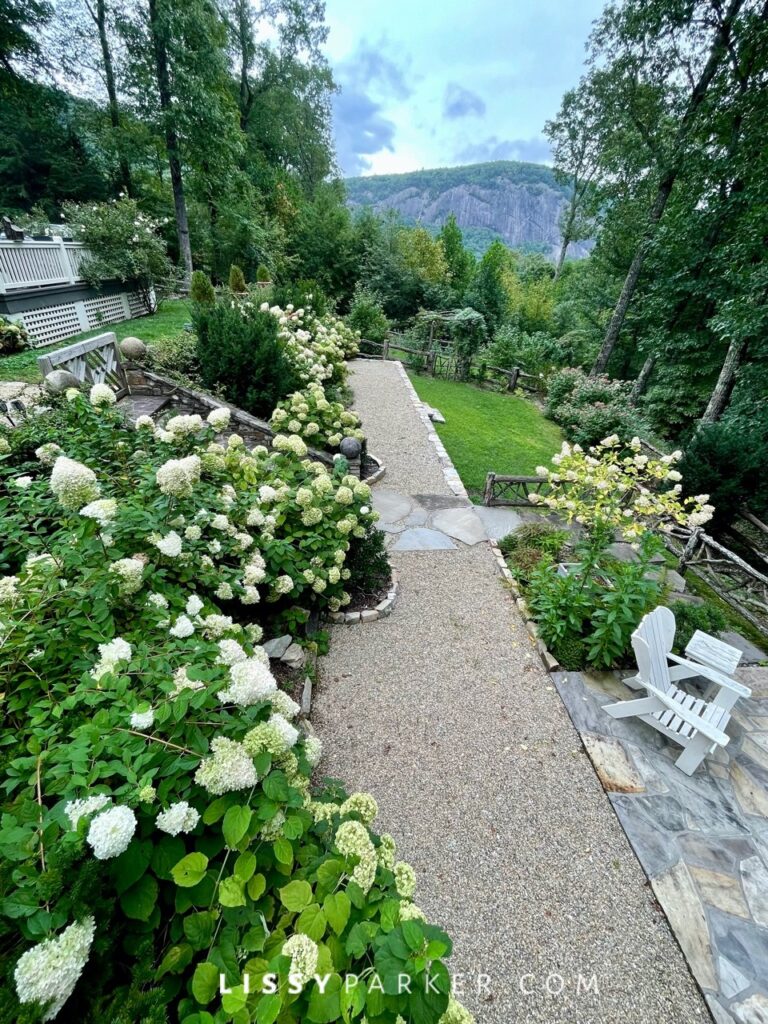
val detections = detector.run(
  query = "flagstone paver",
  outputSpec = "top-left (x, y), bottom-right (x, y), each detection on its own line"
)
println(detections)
top-left (554, 666), bottom-right (768, 1022)
top-left (313, 359), bottom-right (707, 1023)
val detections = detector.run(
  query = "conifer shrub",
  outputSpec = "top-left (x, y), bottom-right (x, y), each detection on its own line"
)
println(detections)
top-left (190, 269), bottom-right (215, 305)
top-left (194, 302), bottom-right (300, 418)
top-left (229, 263), bottom-right (247, 293)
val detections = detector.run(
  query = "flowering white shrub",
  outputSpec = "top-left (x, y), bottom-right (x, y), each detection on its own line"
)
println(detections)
top-left (0, 355), bottom-right (470, 1024)
top-left (531, 436), bottom-right (714, 541)
top-left (271, 380), bottom-right (365, 450)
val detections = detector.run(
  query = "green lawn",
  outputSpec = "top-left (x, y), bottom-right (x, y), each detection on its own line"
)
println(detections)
top-left (0, 299), bottom-right (191, 383)
top-left (408, 373), bottom-right (563, 495)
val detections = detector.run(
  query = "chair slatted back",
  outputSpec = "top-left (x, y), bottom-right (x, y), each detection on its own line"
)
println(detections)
top-left (632, 607), bottom-right (675, 694)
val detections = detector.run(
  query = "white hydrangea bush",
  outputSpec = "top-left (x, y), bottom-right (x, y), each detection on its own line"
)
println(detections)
top-left (271, 380), bottom-right (365, 451)
top-left (0, 386), bottom-right (470, 1024)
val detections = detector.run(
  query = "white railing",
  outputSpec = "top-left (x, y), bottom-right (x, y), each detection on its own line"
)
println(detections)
top-left (0, 237), bottom-right (88, 294)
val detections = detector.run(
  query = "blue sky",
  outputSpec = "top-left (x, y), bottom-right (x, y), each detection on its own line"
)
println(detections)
top-left (324, 0), bottom-right (606, 177)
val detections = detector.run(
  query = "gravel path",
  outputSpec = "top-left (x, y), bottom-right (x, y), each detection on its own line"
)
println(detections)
top-left (313, 360), bottom-right (708, 1023)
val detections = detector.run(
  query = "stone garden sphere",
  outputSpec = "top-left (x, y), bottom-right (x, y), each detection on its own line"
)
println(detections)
top-left (339, 437), bottom-right (362, 459)
top-left (44, 369), bottom-right (81, 394)
top-left (120, 336), bottom-right (147, 361)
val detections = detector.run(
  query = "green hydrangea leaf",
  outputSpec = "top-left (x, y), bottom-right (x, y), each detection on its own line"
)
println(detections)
top-left (279, 879), bottom-right (312, 912)
top-left (172, 852), bottom-right (209, 888)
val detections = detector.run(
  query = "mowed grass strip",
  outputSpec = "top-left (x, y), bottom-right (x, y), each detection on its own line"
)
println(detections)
top-left (408, 373), bottom-right (563, 495)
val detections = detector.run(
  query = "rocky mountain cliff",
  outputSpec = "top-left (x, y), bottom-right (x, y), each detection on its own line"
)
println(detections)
top-left (345, 160), bottom-right (589, 259)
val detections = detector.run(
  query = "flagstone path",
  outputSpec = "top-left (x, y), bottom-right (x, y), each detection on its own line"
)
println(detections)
top-left (313, 359), bottom-right (708, 1023)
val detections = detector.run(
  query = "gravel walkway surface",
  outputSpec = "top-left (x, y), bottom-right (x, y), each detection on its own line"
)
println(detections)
top-left (313, 360), bottom-right (708, 1024)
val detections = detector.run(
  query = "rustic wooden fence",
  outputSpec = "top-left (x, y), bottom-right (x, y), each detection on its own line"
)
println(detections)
top-left (482, 473), bottom-right (553, 506)
top-left (670, 527), bottom-right (768, 637)
top-left (359, 335), bottom-right (540, 392)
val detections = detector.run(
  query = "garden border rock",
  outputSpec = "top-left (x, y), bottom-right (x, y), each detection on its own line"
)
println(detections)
top-left (326, 567), bottom-right (399, 625)
top-left (362, 452), bottom-right (386, 486)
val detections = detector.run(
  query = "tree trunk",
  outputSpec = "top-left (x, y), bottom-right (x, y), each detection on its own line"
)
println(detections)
top-left (148, 0), bottom-right (193, 291)
top-left (554, 212), bottom-right (573, 282)
top-left (93, 0), bottom-right (132, 194)
top-left (700, 337), bottom-right (747, 424)
top-left (630, 354), bottom-right (655, 405)
top-left (590, 0), bottom-right (745, 376)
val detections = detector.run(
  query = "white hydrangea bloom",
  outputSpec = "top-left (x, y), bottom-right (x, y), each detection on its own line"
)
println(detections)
top-left (340, 792), bottom-right (378, 825)
top-left (207, 407), bottom-right (231, 430)
top-left (394, 861), bottom-right (416, 900)
top-left (275, 575), bottom-right (294, 595)
top-left (154, 531), bottom-right (183, 558)
top-left (156, 800), bottom-right (200, 836)
top-left (171, 665), bottom-right (204, 696)
top-left (304, 734), bottom-right (323, 768)
top-left (268, 713), bottom-right (299, 749)
top-left (186, 594), bottom-right (204, 616)
top-left (170, 614), bottom-right (195, 638)
top-left (156, 455), bottom-right (201, 497)
top-left (14, 916), bottom-right (96, 1021)
top-left (184, 524), bottom-right (202, 541)
top-left (282, 934), bottom-right (318, 988)
top-left (218, 658), bottom-right (276, 706)
top-left (110, 558), bottom-right (144, 595)
top-left (165, 413), bottom-right (203, 436)
top-left (90, 637), bottom-right (131, 681)
top-left (200, 614), bottom-right (234, 638)
top-left (0, 575), bottom-right (20, 604)
top-left (129, 708), bottom-right (154, 730)
top-left (50, 456), bottom-right (100, 510)
top-left (217, 638), bottom-right (248, 666)
top-left (86, 805), bottom-right (137, 859)
top-left (13, 475), bottom-right (33, 489)
top-left (147, 592), bottom-right (169, 609)
top-left (194, 737), bottom-right (258, 795)
top-left (35, 442), bottom-right (62, 465)
top-left (241, 585), bottom-right (260, 605)
top-left (135, 415), bottom-right (155, 430)
top-left (270, 689), bottom-right (300, 720)
top-left (65, 793), bottom-right (111, 828)
top-left (89, 382), bottom-right (116, 407)
top-left (79, 498), bottom-right (117, 526)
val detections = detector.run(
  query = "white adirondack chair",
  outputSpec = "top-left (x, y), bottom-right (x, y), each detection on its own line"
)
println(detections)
top-left (604, 606), bottom-right (752, 775)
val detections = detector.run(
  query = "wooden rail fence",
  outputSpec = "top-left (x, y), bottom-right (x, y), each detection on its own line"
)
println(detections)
top-left (359, 335), bottom-right (540, 392)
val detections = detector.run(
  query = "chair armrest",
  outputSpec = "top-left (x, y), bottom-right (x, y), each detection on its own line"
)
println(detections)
top-left (667, 653), bottom-right (752, 698)
top-left (645, 682), bottom-right (730, 746)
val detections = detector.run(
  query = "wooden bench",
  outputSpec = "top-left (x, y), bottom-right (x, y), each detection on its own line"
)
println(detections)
top-left (37, 331), bottom-right (171, 419)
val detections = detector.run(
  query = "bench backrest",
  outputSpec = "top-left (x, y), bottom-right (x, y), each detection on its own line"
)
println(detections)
top-left (37, 331), bottom-right (127, 398)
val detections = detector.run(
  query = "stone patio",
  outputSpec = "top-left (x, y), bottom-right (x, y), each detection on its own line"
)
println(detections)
top-left (552, 666), bottom-right (768, 1023)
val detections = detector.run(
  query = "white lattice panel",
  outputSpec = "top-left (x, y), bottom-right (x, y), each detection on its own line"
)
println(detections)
top-left (22, 303), bottom-right (83, 346)
top-left (84, 294), bottom-right (127, 329)
top-left (127, 292), bottom-right (149, 317)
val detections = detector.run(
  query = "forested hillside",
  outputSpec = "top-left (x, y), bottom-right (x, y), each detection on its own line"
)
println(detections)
top-left (345, 161), bottom-right (588, 258)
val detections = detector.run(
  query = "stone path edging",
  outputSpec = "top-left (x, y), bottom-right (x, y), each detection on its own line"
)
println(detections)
top-left (327, 569), bottom-right (400, 625)
top-left (394, 361), bottom-right (468, 499)
top-left (362, 453), bottom-right (386, 486)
